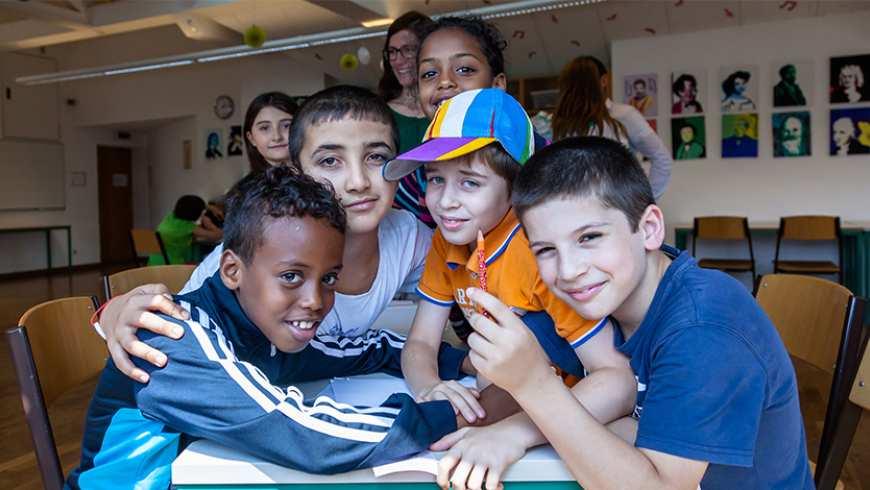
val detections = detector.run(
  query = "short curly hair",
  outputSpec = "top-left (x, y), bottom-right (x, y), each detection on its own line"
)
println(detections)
top-left (223, 166), bottom-right (346, 264)
top-left (419, 16), bottom-right (507, 76)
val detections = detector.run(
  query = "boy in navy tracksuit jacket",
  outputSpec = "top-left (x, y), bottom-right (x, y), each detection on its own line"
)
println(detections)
top-left (66, 168), bottom-right (465, 489)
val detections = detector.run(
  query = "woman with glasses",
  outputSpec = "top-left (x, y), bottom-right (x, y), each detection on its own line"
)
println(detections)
top-left (377, 11), bottom-right (436, 226)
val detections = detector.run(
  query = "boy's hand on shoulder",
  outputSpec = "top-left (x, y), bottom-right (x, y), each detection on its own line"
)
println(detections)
top-left (103, 284), bottom-right (188, 383)
top-left (434, 425), bottom-right (525, 490)
top-left (418, 381), bottom-right (485, 424)
top-left (465, 288), bottom-right (553, 396)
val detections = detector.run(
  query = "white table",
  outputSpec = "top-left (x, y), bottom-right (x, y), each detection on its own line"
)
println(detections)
top-left (172, 374), bottom-right (581, 489)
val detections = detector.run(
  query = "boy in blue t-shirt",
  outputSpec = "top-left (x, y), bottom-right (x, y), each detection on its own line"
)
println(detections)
top-left (434, 137), bottom-right (812, 489)
top-left (66, 168), bottom-right (465, 489)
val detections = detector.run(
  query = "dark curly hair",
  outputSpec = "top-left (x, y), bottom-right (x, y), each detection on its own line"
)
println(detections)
top-left (378, 11), bottom-right (435, 102)
top-left (722, 70), bottom-right (751, 96)
top-left (223, 166), bottom-right (346, 264)
top-left (419, 16), bottom-right (507, 77)
top-left (244, 92), bottom-right (299, 173)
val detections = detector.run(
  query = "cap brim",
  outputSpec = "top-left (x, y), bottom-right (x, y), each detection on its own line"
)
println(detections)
top-left (383, 137), bottom-right (496, 181)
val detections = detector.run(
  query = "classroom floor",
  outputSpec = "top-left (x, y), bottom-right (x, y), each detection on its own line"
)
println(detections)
top-left (0, 269), bottom-right (868, 489)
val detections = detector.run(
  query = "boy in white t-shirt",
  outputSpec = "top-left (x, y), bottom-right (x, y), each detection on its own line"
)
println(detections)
top-left (94, 86), bottom-right (453, 383)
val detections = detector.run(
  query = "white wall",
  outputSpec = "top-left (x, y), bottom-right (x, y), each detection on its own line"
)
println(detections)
top-left (611, 10), bottom-right (870, 241)
top-left (0, 31), bottom-right (324, 273)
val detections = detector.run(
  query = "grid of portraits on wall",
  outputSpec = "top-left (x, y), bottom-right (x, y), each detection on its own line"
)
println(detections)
top-left (648, 53), bottom-right (870, 162)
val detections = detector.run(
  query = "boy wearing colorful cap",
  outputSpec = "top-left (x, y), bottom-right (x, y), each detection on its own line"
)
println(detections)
top-left (386, 89), bottom-right (636, 426)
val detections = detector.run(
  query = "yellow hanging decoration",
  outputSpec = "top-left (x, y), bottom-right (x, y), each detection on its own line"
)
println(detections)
top-left (339, 53), bottom-right (359, 70)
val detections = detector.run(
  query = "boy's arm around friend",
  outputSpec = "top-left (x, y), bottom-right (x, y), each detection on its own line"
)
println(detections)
top-left (131, 311), bottom-right (458, 474)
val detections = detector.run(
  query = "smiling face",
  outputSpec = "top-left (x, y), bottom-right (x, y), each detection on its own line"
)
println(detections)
top-left (424, 151), bottom-right (512, 246)
top-left (417, 28), bottom-right (506, 119)
top-left (522, 196), bottom-right (663, 323)
top-left (298, 118), bottom-right (397, 236)
top-left (388, 29), bottom-right (419, 89)
top-left (246, 106), bottom-right (293, 165)
top-left (222, 216), bottom-right (343, 353)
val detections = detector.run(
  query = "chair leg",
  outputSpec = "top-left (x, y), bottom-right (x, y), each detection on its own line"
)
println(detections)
top-left (815, 402), bottom-right (863, 490)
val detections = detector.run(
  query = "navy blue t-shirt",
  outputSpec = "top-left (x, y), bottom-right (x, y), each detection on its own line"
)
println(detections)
top-left (614, 245), bottom-right (813, 489)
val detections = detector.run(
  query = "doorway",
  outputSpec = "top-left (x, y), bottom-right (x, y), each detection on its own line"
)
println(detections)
top-left (97, 146), bottom-right (134, 265)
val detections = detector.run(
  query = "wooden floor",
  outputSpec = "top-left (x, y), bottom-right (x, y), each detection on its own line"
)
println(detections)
top-left (0, 269), bottom-right (868, 489)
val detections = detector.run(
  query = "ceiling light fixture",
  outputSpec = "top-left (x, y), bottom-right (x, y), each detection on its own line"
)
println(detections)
top-left (360, 18), bottom-right (395, 28)
top-left (17, 0), bottom-right (606, 85)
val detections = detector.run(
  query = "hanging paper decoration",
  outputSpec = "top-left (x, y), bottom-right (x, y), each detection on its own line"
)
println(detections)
top-left (314, 53), bottom-right (323, 61)
top-left (550, 14), bottom-right (559, 23)
top-left (606, 13), bottom-right (617, 21)
top-left (570, 40), bottom-right (581, 47)
top-left (674, 0), bottom-right (684, 6)
top-left (340, 53), bottom-right (359, 70)
top-left (244, 24), bottom-right (266, 48)
top-left (357, 46), bottom-right (371, 65)
top-left (779, 1), bottom-right (797, 11)
top-left (644, 27), bottom-right (657, 35)
top-left (512, 30), bottom-right (525, 39)
top-left (724, 8), bottom-right (734, 17)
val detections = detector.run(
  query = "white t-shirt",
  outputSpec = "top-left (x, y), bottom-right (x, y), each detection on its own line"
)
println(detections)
top-left (181, 209), bottom-right (432, 337)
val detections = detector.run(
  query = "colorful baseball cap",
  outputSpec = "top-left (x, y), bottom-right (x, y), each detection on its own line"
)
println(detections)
top-left (383, 88), bottom-right (534, 181)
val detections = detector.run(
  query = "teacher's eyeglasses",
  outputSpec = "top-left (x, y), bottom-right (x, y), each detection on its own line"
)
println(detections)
top-left (385, 45), bottom-right (418, 61)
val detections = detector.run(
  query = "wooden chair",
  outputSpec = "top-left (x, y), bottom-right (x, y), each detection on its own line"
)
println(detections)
top-left (755, 274), bottom-right (866, 487)
top-left (129, 228), bottom-right (169, 265)
top-left (103, 264), bottom-right (197, 300)
top-left (691, 216), bottom-right (756, 284)
top-left (774, 216), bottom-right (843, 284)
top-left (7, 296), bottom-right (106, 490)
top-left (815, 332), bottom-right (870, 490)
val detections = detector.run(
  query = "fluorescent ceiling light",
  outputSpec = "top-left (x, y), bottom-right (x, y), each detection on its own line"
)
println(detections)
top-left (360, 18), bottom-right (394, 28)
top-left (16, 0), bottom-right (606, 85)
top-left (104, 60), bottom-right (193, 76)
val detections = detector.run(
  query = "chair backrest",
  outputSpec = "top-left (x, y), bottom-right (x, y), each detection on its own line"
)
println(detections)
top-left (779, 215), bottom-right (840, 241)
top-left (104, 264), bottom-right (197, 299)
top-left (756, 274), bottom-right (852, 373)
top-left (849, 339), bottom-right (870, 410)
top-left (7, 296), bottom-right (106, 490)
top-left (130, 228), bottom-right (168, 263)
top-left (693, 216), bottom-right (749, 240)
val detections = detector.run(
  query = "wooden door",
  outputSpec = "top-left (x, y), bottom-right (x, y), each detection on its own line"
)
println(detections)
top-left (97, 146), bottom-right (134, 264)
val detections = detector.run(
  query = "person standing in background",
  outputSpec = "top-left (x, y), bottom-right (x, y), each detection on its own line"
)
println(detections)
top-left (378, 12), bottom-right (436, 227)
top-left (552, 57), bottom-right (672, 199)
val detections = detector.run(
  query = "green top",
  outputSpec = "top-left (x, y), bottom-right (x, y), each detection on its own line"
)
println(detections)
top-left (391, 108), bottom-right (430, 153)
top-left (148, 213), bottom-right (197, 266)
